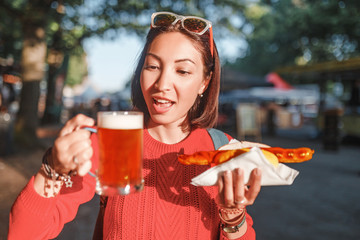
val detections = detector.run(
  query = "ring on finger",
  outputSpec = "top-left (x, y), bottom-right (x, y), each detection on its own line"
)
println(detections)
top-left (234, 199), bottom-right (245, 205)
top-left (73, 156), bottom-right (79, 165)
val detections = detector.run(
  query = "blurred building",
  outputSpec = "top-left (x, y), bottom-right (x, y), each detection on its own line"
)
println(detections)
top-left (275, 57), bottom-right (360, 147)
top-left (219, 67), bottom-right (320, 140)
top-left (0, 58), bottom-right (21, 156)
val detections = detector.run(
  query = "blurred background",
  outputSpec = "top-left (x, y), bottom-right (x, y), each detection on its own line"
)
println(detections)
top-left (1, 0), bottom-right (360, 239)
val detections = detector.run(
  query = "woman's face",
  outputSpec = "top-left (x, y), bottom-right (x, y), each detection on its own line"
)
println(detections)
top-left (140, 32), bottom-right (209, 128)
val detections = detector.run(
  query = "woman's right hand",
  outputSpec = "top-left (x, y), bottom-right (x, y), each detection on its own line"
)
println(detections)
top-left (34, 114), bottom-right (95, 197)
top-left (51, 114), bottom-right (95, 176)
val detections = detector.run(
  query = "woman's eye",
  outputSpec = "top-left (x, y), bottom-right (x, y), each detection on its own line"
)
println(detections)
top-left (144, 65), bottom-right (159, 70)
top-left (177, 69), bottom-right (190, 75)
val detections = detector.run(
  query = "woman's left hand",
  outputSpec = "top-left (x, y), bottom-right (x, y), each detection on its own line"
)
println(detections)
top-left (216, 167), bottom-right (262, 210)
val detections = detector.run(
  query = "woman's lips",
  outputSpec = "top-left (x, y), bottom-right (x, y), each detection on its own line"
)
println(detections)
top-left (152, 98), bottom-right (174, 113)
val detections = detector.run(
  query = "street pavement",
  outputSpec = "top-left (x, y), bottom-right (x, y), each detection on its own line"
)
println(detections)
top-left (1, 127), bottom-right (359, 240)
top-left (250, 135), bottom-right (360, 240)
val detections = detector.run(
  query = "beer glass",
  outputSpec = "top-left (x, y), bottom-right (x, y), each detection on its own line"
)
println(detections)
top-left (96, 111), bottom-right (144, 196)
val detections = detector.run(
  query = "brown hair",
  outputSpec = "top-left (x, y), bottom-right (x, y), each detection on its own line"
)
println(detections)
top-left (131, 23), bottom-right (221, 130)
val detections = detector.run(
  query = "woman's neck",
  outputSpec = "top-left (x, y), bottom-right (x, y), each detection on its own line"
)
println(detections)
top-left (146, 122), bottom-right (190, 144)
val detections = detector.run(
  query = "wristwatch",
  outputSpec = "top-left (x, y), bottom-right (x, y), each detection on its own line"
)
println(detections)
top-left (221, 215), bottom-right (246, 233)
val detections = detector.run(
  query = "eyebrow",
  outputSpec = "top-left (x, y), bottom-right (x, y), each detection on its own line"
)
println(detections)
top-left (146, 53), bottom-right (160, 61)
top-left (146, 53), bottom-right (196, 65)
top-left (175, 58), bottom-right (196, 65)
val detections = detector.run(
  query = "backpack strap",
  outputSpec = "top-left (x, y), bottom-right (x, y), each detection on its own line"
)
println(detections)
top-left (207, 128), bottom-right (229, 150)
top-left (93, 196), bottom-right (108, 240)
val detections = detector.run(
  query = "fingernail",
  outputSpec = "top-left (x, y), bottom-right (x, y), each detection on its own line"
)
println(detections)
top-left (224, 170), bottom-right (231, 177)
top-left (255, 168), bottom-right (262, 175)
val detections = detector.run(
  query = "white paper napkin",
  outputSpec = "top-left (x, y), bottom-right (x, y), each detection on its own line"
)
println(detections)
top-left (190, 147), bottom-right (299, 187)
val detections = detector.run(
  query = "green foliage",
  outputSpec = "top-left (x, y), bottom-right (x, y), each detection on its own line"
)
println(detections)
top-left (0, 1), bottom-right (23, 61)
top-left (3, 0), bottom-right (359, 79)
top-left (228, 0), bottom-right (360, 75)
top-left (0, 0), bottom-right (255, 88)
top-left (0, 0), bottom-right (249, 59)
top-left (65, 52), bottom-right (88, 87)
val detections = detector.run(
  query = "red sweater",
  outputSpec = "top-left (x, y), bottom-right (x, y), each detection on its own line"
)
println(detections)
top-left (9, 128), bottom-right (256, 240)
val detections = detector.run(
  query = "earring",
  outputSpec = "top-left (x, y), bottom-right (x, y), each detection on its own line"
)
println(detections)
top-left (200, 94), bottom-right (203, 98)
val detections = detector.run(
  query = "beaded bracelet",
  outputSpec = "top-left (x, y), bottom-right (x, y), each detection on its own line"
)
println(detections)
top-left (219, 208), bottom-right (246, 226)
top-left (41, 147), bottom-right (74, 192)
top-left (42, 148), bottom-right (57, 179)
top-left (219, 207), bottom-right (245, 215)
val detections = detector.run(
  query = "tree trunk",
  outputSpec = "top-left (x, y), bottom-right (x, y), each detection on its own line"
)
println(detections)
top-left (15, 81), bottom-right (41, 147)
top-left (42, 52), bottom-right (68, 125)
top-left (41, 60), bottom-right (60, 124)
top-left (15, 23), bottom-right (47, 148)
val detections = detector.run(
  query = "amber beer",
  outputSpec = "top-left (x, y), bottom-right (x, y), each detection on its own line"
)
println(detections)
top-left (97, 111), bottom-right (143, 195)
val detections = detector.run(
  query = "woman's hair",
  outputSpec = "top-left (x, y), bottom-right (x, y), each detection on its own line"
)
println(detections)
top-left (131, 22), bottom-right (221, 130)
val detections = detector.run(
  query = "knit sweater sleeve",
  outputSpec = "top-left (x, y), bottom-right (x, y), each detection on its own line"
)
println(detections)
top-left (8, 174), bottom-right (96, 239)
top-left (8, 134), bottom-right (99, 240)
top-left (219, 212), bottom-right (256, 240)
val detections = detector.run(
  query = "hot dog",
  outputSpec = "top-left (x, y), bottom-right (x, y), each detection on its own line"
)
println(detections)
top-left (178, 145), bottom-right (314, 167)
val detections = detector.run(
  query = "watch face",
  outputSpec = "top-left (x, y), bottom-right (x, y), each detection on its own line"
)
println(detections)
top-left (221, 214), bottom-right (246, 233)
top-left (222, 226), bottom-right (238, 233)
top-left (221, 223), bottom-right (239, 233)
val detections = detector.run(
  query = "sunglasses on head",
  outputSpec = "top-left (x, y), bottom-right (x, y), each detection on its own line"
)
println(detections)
top-left (151, 11), bottom-right (214, 57)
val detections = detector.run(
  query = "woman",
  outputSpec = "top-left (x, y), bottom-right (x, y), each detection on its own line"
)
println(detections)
top-left (9, 12), bottom-right (262, 239)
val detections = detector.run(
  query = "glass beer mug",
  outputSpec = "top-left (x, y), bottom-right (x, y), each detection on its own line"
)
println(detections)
top-left (88, 111), bottom-right (144, 196)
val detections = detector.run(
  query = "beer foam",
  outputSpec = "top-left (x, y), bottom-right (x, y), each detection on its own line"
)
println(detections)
top-left (98, 112), bottom-right (143, 129)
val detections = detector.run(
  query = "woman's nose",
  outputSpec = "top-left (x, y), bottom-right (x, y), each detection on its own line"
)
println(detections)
top-left (154, 69), bottom-right (172, 91)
